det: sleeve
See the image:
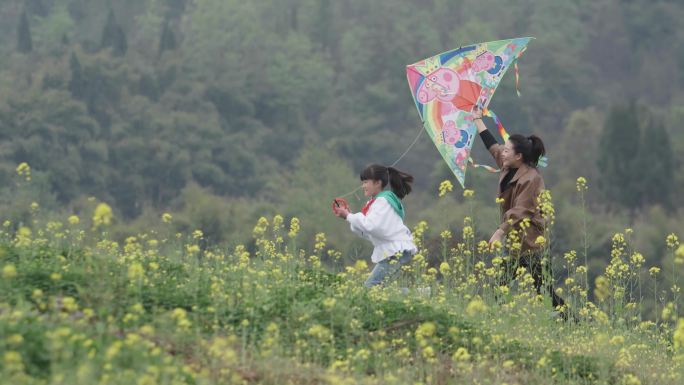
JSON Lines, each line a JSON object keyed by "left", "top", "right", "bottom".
{"left": 499, "top": 177, "right": 542, "bottom": 234}
{"left": 479, "top": 129, "right": 498, "bottom": 149}
{"left": 479, "top": 129, "right": 504, "bottom": 168}
{"left": 346, "top": 198, "right": 393, "bottom": 239}
{"left": 349, "top": 221, "right": 371, "bottom": 240}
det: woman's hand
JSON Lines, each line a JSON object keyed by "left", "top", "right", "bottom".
{"left": 333, "top": 206, "right": 350, "bottom": 219}
{"left": 472, "top": 106, "right": 483, "bottom": 120}
{"left": 488, "top": 228, "right": 504, "bottom": 246}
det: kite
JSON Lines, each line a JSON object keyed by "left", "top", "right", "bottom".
{"left": 406, "top": 37, "right": 532, "bottom": 187}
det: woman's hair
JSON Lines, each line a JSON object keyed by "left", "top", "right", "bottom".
{"left": 508, "top": 134, "right": 545, "bottom": 167}
{"left": 360, "top": 164, "right": 414, "bottom": 199}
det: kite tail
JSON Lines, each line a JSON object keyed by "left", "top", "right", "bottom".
{"left": 482, "top": 108, "right": 510, "bottom": 142}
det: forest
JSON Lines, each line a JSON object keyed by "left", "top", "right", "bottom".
{"left": 0, "top": 0, "right": 683, "bottom": 300}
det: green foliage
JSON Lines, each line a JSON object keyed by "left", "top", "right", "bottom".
{"left": 0, "top": 0, "right": 681, "bottom": 292}
{"left": 16, "top": 11, "right": 33, "bottom": 54}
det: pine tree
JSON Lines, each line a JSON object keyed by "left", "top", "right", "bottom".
{"left": 68, "top": 52, "right": 84, "bottom": 99}
{"left": 101, "top": 9, "right": 127, "bottom": 56}
{"left": 597, "top": 103, "right": 641, "bottom": 209}
{"left": 638, "top": 116, "right": 674, "bottom": 207}
{"left": 158, "top": 20, "right": 177, "bottom": 56}
{"left": 26, "top": 0, "right": 47, "bottom": 17}
{"left": 17, "top": 11, "right": 33, "bottom": 53}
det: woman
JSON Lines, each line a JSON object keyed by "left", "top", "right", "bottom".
{"left": 472, "top": 108, "right": 565, "bottom": 313}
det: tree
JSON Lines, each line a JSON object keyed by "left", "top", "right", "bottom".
{"left": 597, "top": 103, "right": 641, "bottom": 210}
{"left": 101, "top": 9, "right": 127, "bottom": 56}
{"left": 637, "top": 117, "right": 674, "bottom": 207}
{"left": 17, "top": 11, "right": 33, "bottom": 53}
{"left": 158, "top": 19, "right": 176, "bottom": 56}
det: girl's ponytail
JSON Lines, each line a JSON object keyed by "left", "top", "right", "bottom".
{"left": 360, "top": 164, "right": 414, "bottom": 198}
{"left": 387, "top": 166, "right": 414, "bottom": 199}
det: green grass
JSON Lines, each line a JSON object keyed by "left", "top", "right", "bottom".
{"left": 0, "top": 214, "right": 682, "bottom": 385}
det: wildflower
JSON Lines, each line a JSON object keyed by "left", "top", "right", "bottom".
{"left": 439, "top": 262, "right": 451, "bottom": 275}
{"left": 68, "top": 215, "right": 80, "bottom": 225}
{"left": 463, "top": 189, "right": 475, "bottom": 198}
{"left": 307, "top": 324, "right": 332, "bottom": 341}
{"left": 466, "top": 297, "right": 488, "bottom": 317}
{"left": 16, "top": 162, "right": 30, "bottom": 181}
{"left": 674, "top": 318, "right": 684, "bottom": 352}
{"left": 452, "top": 347, "right": 470, "bottom": 361}
{"left": 128, "top": 262, "right": 145, "bottom": 281}
{"left": 621, "top": 374, "right": 641, "bottom": 385}
{"left": 30, "top": 202, "right": 39, "bottom": 210}
{"left": 51, "top": 272, "right": 62, "bottom": 281}
{"left": 576, "top": 176, "right": 587, "bottom": 191}
{"left": 413, "top": 221, "right": 428, "bottom": 238}
{"left": 594, "top": 275, "right": 610, "bottom": 302}
{"left": 462, "top": 226, "right": 474, "bottom": 239}
{"left": 192, "top": 230, "right": 203, "bottom": 239}
{"left": 649, "top": 267, "right": 660, "bottom": 276}
{"left": 441, "top": 230, "right": 452, "bottom": 240}
{"left": 535, "top": 235, "right": 546, "bottom": 246}
{"left": 666, "top": 233, "right": 679, "bottom": 249}
{"left": 314, "top": 233, "right": 327, "bottom": 253}
{"left": 676, "top": 245, "right": 684, "bottom": 264}
{"left": 322, "top": 298, "right": 336, "bottom": 309}
{"left": 253, "top": 217, "right": 269, "bottom": 238}
{"left": 171, "top": 308, "right": 191, "bottom": 330}
{"left": 186, "top": 244, "right": 200, "bottom": 254}
{"left": 6, "top": 334, "right": 23, "bottom": 346}
{"left": 92, "top": 203, "right": 113, "bottom": 227}
{"left": 495, "top": 197, "right": 505, "bottom": 204}
{"left": 630, "top": 252, "right": 645, "bottom": 267}
{"left": 415, "top": 322, "right": 436, "bottom": 339}
{"left": 288, "top": 217, "right": 300, "bottom": 239}
{"left": 161, "top": 213, "right": 172, "bottom": 223}
{"left": 2, "top": 264, "right": 17, "bottom": 279}
{"left": 438, "top": 180, "right": 453, "bottom": 197}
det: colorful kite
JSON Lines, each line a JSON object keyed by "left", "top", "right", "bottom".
{"left": 406, "top": 37, "right": 532, "bottom": 187}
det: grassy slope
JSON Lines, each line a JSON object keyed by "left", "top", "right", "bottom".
{"left": 0, "top": 216, "right": 682, "bottom": 385}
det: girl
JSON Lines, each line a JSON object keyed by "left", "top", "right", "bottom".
{"left": 333, "top": 164, "right": 417, "bottom": 288}
{"left": 472, "top": 108, "right": 565, "bottom": 312}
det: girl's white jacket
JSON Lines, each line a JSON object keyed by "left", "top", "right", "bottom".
{"left": 346, "top": 197, "right": 417, "bottom": 263}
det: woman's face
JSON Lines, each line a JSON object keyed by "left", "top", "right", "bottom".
{"left": 362, "top": 179, "right": 383, "bottom": 197}
{"left": 501, "top": 140, "right": 523, "bottom": 168}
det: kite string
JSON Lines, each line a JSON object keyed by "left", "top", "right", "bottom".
{"left": 337, "top": 124, "right": 425, "bottom": 199}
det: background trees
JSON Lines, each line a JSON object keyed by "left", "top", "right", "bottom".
{"left": 0, "top": 0, "right": 681, "bottom": 276}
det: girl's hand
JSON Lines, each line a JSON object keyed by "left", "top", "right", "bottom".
{"left": 488, "top": 228, "right": 504, "bottom": 246}
{"left": 333, "top": 206, "right": 350, "bottom": 219}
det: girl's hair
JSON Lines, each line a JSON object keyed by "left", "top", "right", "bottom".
{"left": 508, "top": 134, "right": 545, "bottom": 167}
{"left": 360, "top": 164, "right": 414, "bottom": 199}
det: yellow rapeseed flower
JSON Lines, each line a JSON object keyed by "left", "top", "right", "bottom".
{"left": 288, "top": 217, "right": 300, "bottom": 239}
{"left": 68, "top": 215, "right": 80, "bottom": 225}
{"left": 2, "top": 264, "right": 17, "bottom": 279}
{"left": 666, "top": 233, "right": 679, "bottom": 249}
{"left": 576, "top": 176, "right": 588, "bottom": 191}
{"left": 16, "top": 162, "right": 31, "bottom": 181}
{"left": 128, "top": 262, "right": 145, "bottom": 281}
{"left": 161, "top": 213, "right": 172, "bottom": 223}
{"left": 465, "top": 297, "right": 488, "bottom": 317}
{"left": 438, "top": 180, "right": 453, "bottom": 197}
{"left": 92, "top": 203, "right": 113, "bottom": 227}
{"left": 463, "top": 189, "right": 475, "bottom": 198}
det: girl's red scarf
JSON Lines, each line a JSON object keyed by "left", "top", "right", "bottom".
{"left": 361, "top": 198, "right": 375, "bottom": 216}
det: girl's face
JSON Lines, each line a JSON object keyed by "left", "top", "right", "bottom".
{"left": 362, "top": 179, "right": 383, "bottom": 197}
{"left": 501, "top": 140, "right": 523, "bottom": 168}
